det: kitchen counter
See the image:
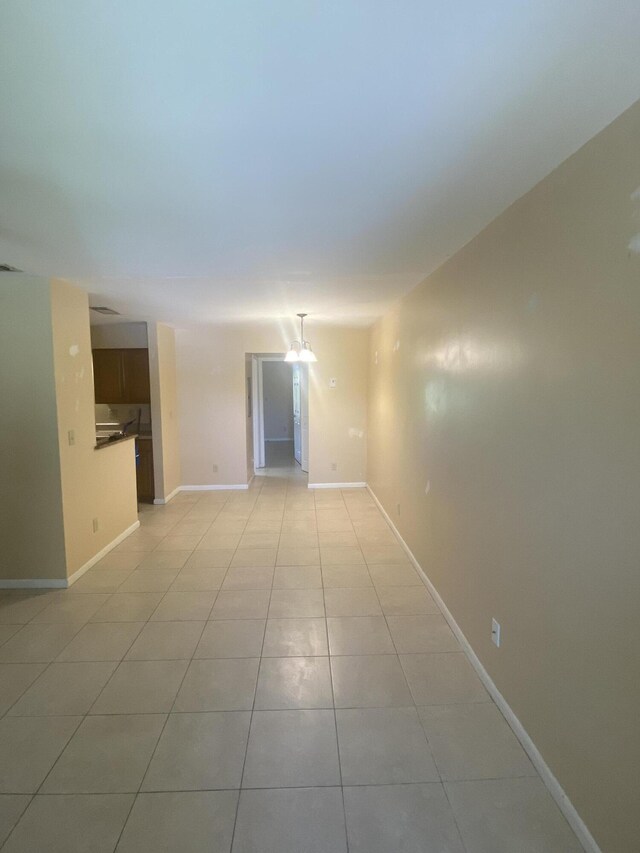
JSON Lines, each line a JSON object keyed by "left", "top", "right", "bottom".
{"left": 94, "top": 433, "right": 137, "bottom": 450}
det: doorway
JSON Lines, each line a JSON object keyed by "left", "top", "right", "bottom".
{"left": 251, "top": 354, "right": 308, "bottom": 474}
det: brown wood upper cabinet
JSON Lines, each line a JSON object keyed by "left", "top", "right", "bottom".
{"left": 92, "top": 348, "right": 151, "bottom": 403}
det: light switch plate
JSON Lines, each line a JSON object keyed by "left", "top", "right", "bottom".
{"left": 329, "top": 378, "right": 337, "bottom": 388}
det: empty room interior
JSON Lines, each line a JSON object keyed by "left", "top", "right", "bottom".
{"left": 0, "top": 3, "right": 639, "bottom": 852}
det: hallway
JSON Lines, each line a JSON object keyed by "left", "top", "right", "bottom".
{"left": 0, "top": 479, "right": 581, "bottom": 851}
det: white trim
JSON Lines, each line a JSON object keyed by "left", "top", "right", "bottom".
{"left": 367, "top": 484, "right": 599, "bottom": 853}
{"left": 264, "top": 437, "right": 294, "bottom": 442}
{"left": 180, "top": 484, "right": 249, "bottom": 491}
{"left": 308, "top": 481, "right": 367, "bottom": 489}
{"left": 0, "top": 520, "right": 141, "bottom": 590}
{"left": 153, "top": 485, "right": 181, "bottom": 505}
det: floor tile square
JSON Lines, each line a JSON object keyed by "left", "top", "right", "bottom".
{"left": 400, "top": 653, "right": 488, "bottom": 705}
{"left": 233, "top": 787, "right": 347, "bottom": 853}
{"left": 377, "top": 585, "right": 438, "bottom": 615}
{"left": 0, "top": 716, "right": 81, "bottom": 792}
{"left": 368, "top": 563, "right": 421, "bottom": 586}
{"left": 136, "top": 551, "right": 191, "bottom": 570}
{"left": 327, "top": 616, "right": 395, "bottom": 655}
{"left": 170, "top": 566, "right": 227, "bottom": 591}
{"left": 231, "top": 548, "right": 277, "bottom": 568}
{"left": 90, "top": 660, "right": 188, "bottom": 714}
{"left": 324, "top": 587, "right": 381, "bottom": 617}
{"left": 150, "top": 591, "right": 217, "bottom": 621}
{"left": 155, "top": 534, "right": 203, "bottom": 551}
{"left": 0, "top": 594, "right": 55, "bottom": 624}
{"left": 30, "top": 595, "right": 111, "bottom": 624}
{"left": 1, "top": 793, "right": 133, "bottom": 853}
{"left": 7, "top": 661, "right": 116, "bottom": 716}
{"left": 387, "top": 614, "right": 459, "bottom": 653}
{"left": 418, "top": 703, "right": 535, "bottom": 780}
{"left": 320, "top": 546, "right": 365, "bottom": 566}
{"left": 336, "top": 707, "right": 438, "bottom": 785}
{"left": 0, "top": 796, "right": 30, "bottom": 847}
{"left": 125, "top": 621, "right": 205, "bottom": 660}
{"left": 268, "top": 588, "right": 325, "bottom": 618}
{"left": 262, "top": 618, "right": 328, "bottom": 656}
{"left": 255, "top": 657, "right": 333, "bottom": 709}
{"left": 91, "top": 552, "right": 144, "bottom": 571}
{"left": 41, "top": 714, "right": 166, "bottom": 793}
{"left": 209, "top": 590, "right": 270, "bottom": 620}
{"left": 0, "top": 624, "right": 84, "bottom": 663}
{"left": 444, "top": 778, "right": 583, "bottom": 852}
{"left": 68, "top": 568, "right": 133, "bottom": 594}
{"left": 0, "top": 664, "right": 47, "bottom": 715}
{"left": 331, "top": 655, "right": 412, "bottom": 708}
{"left": 194, "top": 620, "right": 265, "bottom": 658}
{"left": 272, "top": 565, "right": 322, "bottom": 588}
{"left": 187, "top": 546, "right": 236, "bottom": 565}
{"left": 321, "top": 565, "right": 372, "bottom": 588}
{"left": 243, "top": 709, "right": 340, "bottom": 788}
{"left": 173, "top": 658, "right": 259, "bottom": 711}
{"left": 276, "top": 547, "right": 321, "bottom": 566}
{"left": 222, "top": 566, "right": 274, "bottom": 590}
{"left": 115, "top": 790, "right": 238, "bottom": 853}
{"left": 142, "top": 712, "right": 250, "bottom": 791}
{"left": 56, "top": 622, "right": 143, "bottom": 662}
{"left": 343, "top": 783, "right": 465, "bottom": 853}
{"left": 91, "top": 593, "right": 163, "bottom": 623}
{"left": 118, "top": 569, "right": 179, "bottom": 593}
{"left": 361, "top": 544, "right": 409, "bottom": 564}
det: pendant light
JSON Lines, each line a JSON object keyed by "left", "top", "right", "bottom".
{"left": 285, "top": 313, "right": 317, "bottom": 363}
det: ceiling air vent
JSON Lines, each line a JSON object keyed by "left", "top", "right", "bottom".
{"left": 91, "top": 306, "right": 121, "bottom": 315}
{"left": 0, "top": 264, "right": 22, "bottom": 272}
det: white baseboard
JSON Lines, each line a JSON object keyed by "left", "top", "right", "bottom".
{"left": 308, "top": 481, "right": 367, "bottom": 489}
{"left": 180, "top": 484, "right": 249, "bottom": 491}
{"left": 153, "top": 485, "right": 181, "bottom": 505}
{"left": 0, "top": 520, "right": 141, "bottom": 590}
{"left": 366, "top": 484, "right": 599, "bottom": 853}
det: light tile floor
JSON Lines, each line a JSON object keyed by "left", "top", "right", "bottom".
{"left": 0, "top": 467, "right": 584, "bottom": 852}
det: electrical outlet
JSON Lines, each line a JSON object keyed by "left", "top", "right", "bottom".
{"left": 331, "top": 462, "right": 337, "bottom": 471}
{"left": 491, "top": 618, "right": 501, "bottom": 647}
{"left": 68, "top": 430, "right": 75, "bottom": 446}
{"left": 92, "top": 517, "right": 99, "bottom": 533}
{"left": 212, "top": 464, "right": 219, "bottom": 473}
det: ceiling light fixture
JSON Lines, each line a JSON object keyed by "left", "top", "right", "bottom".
{"left": 285, "top": 313, "right": 317, "bottom": 363}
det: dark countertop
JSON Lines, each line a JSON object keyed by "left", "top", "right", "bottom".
{"left": 94, "top": 433, "right": 138, "bottom": 451}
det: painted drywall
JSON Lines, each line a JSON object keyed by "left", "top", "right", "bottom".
{"left": 0, "top": 275, "right": 67, "bottom": 581}
{"left": 90, "top": 322, "right": 148, "bottom": 348}
{"left": 177, "top": 323, "right": 367, "bottom": 486}
{"left": 50, "top": 280, "right": 138, "bottom": 577}
{"left": 262, "top": 361, "right": 293, "bottom": 441}
{"left": 148, "top": 322, "right": 181, "bottom": 500}
{"left": 367, "top": 100, "right": 640, "bottom": 853}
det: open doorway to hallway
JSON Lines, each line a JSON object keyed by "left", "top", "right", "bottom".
{"left": 250, "top": 354, "right": 308, "bottom": 476}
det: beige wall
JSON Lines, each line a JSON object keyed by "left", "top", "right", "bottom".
{"left": 50, "top": 280, "right": 138, "bottom": 578}
{"left": 368, "top": 100, "right": 640, "bottom": 853}
{"left": 0, "top": 275, "right": 67, "bottom": 581}
{"left": 149, "top": 322, "right": 181, "bottom": 501}
{"left": 0, "top": 275, "right": 138, "bottom": 585}
{"left": 177, "top": 323, "right": 367, "bottom": 486}
{"left": 90, "top": 322, "right": 148, "bottom": 348}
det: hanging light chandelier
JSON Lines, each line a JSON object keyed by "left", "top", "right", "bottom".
{"left": 285, "top": 313, "right": 317, "bottom": 363}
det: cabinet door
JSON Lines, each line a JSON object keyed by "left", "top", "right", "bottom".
{"left": 136, "top": 440, "right": 155, "bottom": 502}
{"left": 92, "top": 349, "right": 125, "bottom": 403}
{"left": 123, "top": 350, "right": 151, "bottom": 403}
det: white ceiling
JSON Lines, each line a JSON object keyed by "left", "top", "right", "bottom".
{"left": 1, "top": 1, "right": 639, "bottom": 327}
